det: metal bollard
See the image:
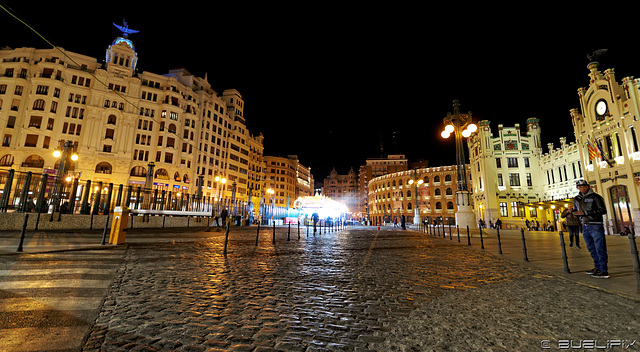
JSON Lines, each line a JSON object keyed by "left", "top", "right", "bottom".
{"left": 287, "top": 222, "right": 291, "bottom": 241}
{"left": 272, "top": 222, "right": 276, "bottom": 244}
{"left": 559, "top": 231, "right": 571, "bottom": 274}
{"left": 520, "top": 228, "right": 529, "bottom": 262}
{"left": 298, "top": 222, "right": 300, "bottom": 240}
{"left": 627, "top": 233, "right": 640, "bottom": 293}
{"left": 255, "top": 222, "right": 260, "bottom": 247}
{"left": 101, "top": 215, "right": 110, "bottom": 245}
{"left": 496, "top": 227, "right": 503, "bottom": 254}
{"left": 223, "top": 221, "right": 230, "bottom": 256}
{"left": 479, "top": 226, "right": 484, "bottom": 249}
{"left": 449, "top": 223, "right": 452, "bottom": 240}
{"left": 466, "top": 225, "right": 471, "bottom": 246}
{"left": 457, "top": 225, "right": 460, "bottom": 242}
{"left": 16, "top": 214, "right": 29, "bottom": 252}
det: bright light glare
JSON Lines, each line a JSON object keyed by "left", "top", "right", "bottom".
{"left": 441, "top": 131, "right": 451, "bottom": 138}
{"left": 467, "top": 123, "right": 477, "bottom": 133}
{"left": 70, "top": 154, "right": 79, "bottom": 161}
{"left": 53, "top": 150, "right": 61, "bottom": 158}
{"left": 445, "top": 124, "right": 455, "bottom": 133}
{"left": 417, "top": 179, "right": 424, "bottom": 185}
{"left": 461, "top": 129, "right": 471, "bottom": 138}
{"left": 408, "top": 179, "right": 414, "bottom": 185}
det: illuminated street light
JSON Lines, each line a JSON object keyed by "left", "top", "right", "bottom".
{"left": 440, "top": 100, "right": 477, "bottom": 228}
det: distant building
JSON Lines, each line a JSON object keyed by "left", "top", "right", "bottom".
{"left": 367, "top": 165, "right": 469, "bottom": 225}
{"left": 322, "top": 167, "right": 359, "bottom": 215}
{"left": 263, "top": 155, "right": 313, "bottom": 208}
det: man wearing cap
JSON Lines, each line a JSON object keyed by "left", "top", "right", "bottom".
{"left": 572, "top": 179, "right": 609, "bottom": 278}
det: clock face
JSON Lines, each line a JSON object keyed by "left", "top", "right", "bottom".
{"left": 596, "top": 99, "right": 608, "bottom": 116}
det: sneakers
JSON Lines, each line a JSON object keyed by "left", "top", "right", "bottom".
{"left": 585, "top": 268, "right": 598, "bottom": 275}
{"left": 590, "top": 269, "right": 610, "bottom": 279}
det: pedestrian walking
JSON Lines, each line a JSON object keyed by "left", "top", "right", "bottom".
{"left": 495, "top": 219, "right": 502, "bottom": 229}
{"left": 393, "top": 216, "right": 398, "bottom": 228}
{"left": 573, "top": 179, "right": 609, "bottom": 278}
{"left": 525, "top": 219, "right": 530, "bottom": 231}
{"left": 221, "top": 208, "right": 228, "bottom": 227}
{"left": 535, "top": 219, "right": 540, "bottom": 231}
{"left": 561, "top": 204, "right": 581, "bottom": 248}
{"left": 401, "top": 214, "right": 406, "bottom": 230}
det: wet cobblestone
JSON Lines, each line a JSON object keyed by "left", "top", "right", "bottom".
{"left": 82, "top": 228, "right": 638, "bottom": 351}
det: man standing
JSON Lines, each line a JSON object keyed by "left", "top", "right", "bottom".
{"left": 561, "top": 204, "right": 581, "bottom": 248}
{"left": 573, "top": 180, "right": 609, "bottom": 278}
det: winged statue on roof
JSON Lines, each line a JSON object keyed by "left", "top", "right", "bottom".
{"left": 112, "top": 20, "right": 139, "bottom": 38}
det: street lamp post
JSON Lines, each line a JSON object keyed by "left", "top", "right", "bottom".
{"left": 441, "top": 100, "right": 477, "bottom": 229}
{"left": 51, "top": 141, "right": 78, "bottom": 221}
{"left": 407, "top": 169, "right": 424, "bottom": 225}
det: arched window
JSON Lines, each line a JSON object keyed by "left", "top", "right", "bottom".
{"left": 174, "top": 172, "right": 181, "bottom": 182}
{"left": 24, "top": 155, "right": 44, "bottom": 168}
{"left": 434, "top": 188, "right": 441, "bottom": 196}
{"left": 423, "top": 176, "right": 429, "bottom": 183}
{"left": 95, "top": 162, "right": 113, "bottom": 174}
{"left": 107, "top": 115, "right": 116, "bottom": 125}
{"left": 154, "top": 168, "right": 169, "bottom": 180}
{"left": 32, "top": 99, "right": 45, "bottom": 111}
{"left": 447, "top": 201, "right": 454, "bottom": 210}
{"left": 392, "top": 180, "right": 396, "bottom": 187}
{"left": 446, "top": 187, "right": 453, "bottom": 195}
{"left": 407, "top": 202, "right": 412, "bottom": 210}
{"left": 434, "top": 175, "right": 440, "bottom": 183}
{"left": 406, "top": 190, "right": 412, "bottom": 197}
{"left": 0, "top": 154, "right": 14, "bottom": 166}
{"left": 104, "top": 100, "right": 110, "bottom": 108}
{"left": 130, "top": 166, "right": 146, "bottom": 177}
{"left": 168, "top": 123, "right": 177, "bottom": 133}
{"left": 183, "top": 174, "right": 190, "bottom": 183}
{"left": 445, "top": 174, "right": 452, "bottom": 182}
{"left": 435, "top": 202, "right": 442, "bottom": 209}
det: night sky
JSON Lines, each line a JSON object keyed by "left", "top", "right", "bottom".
{"left": 1, "top": 3, "right": 635, "bottom": 183}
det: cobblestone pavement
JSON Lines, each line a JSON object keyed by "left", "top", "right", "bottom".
{"left": 82, "top": 227, "right": 639, "bottom": 351}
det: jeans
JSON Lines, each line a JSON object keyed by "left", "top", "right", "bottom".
{"left": 567, "top": 225, "right": 580, "bottom": 247}
{"left": 582, "top": 224, "right": 608, "bottom": 272}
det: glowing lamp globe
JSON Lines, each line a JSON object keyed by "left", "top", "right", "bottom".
{"left": 441, "top": 131, "right": 451, "bottom": 138}
{"left": 444, "top": 124, "right": 455, "bottom": 133}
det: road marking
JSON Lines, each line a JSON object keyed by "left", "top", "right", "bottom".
{"left": 0, "top": 296, "right": 103, "bottom": 312}
{"left": 0, "top": 279, "right": 112, "bottom": 290}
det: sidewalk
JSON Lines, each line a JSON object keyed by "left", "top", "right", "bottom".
{"left": 423, "top": 225, "right": 640, "bottom": 300}
{"left": 2, "top": 225, "right": 638, "bottom": 299}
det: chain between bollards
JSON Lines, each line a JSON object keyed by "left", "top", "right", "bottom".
{"left": 558, "top": 231, "right": 571, "bottom": 274}
{"left": 520, "top": 228, "right": 529, "bottom": 262}
{"left": 16, "top": 213, "right": 29, "bottom": 252}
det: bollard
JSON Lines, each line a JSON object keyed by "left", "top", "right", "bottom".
{"left": 255, "top": 222, "right": 260, "bottom": 246}
{"left": 298, "top": 222, "right": 300, "bottom": 240}
{"left": 496, "top": 227, "right": 503, "bottom": 254}
{"left": 479, "top": 226, "right": 485, "bottom": 249}
{"left": 457, "top": 225, "right": 460, "bottom": 242}
{"left": 272, "top": 222, "right": 276, "bottom": 244}
{"left": 16, "top": 214, "right": 29, "bottom": 252}
{"left": 101, "top": 215, "right": 111, "bottom": 245}
{"left": 627, "top": 233, "right": 640, "bottom": 293}
{"left": 466, "top": 225, "right": 471, "bottom": 246}
{"left": 449, "top": 223, "right": 452, "bottom": 240}
{"left": 287, "top": 222, "right": 291, "bottom": 241}
{"left": 223, "top": 221, "right": 230, "bottom": 256}
{"left": 520, "top": 228, "right": 529, "bottom": 262}
{"left": 558, "top": 231, "right": 571, "bottom": 274}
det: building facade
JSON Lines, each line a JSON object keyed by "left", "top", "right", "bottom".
{"left": 368, "top": 165, "right": 469, "bottom": 225}
{"left": 0, "top": 33, "right": 264, "bottom": 211}
{"left": 323, "top": 167, "right": 359, "bottom": 215}
{"left": 570, "top": 61, "right": 640, "bottom": 234}
{"left": 263, "top": 155, "right": 314, "bottom": 208}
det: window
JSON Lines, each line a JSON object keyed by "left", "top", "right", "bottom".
{"left": 32, "top": 99, "right": 45, "bottom": 111}
{"left": 102, "top": 145, "right": 112, "bottom": 153}
{"left": 524, "top": 157, "right": 530, "bottom": 168}
{"left": 495, "top": 158, "right": 502, "bottom": 168}
{"left": 509, "top": 173, "right": 520, "bottom": 186}
{"left": 2, "top": 134, "right": 11, "bottom": 147}
{"left": 497, "top": 174, "right": 503, "bottom": 187}
{"left": 499, "top": 202, "right": 508, "bottom": 217}
{"left": 511, "top": 202, "right": 522, "bottom": 217}
{"left": 28, "top": 116, "right": 42, "bottom": 129}
{"left": 526, "top": 173, "right": 532, "bottom": 187}
{"left": 631, "top": 127, "right": 639, "bottom": 153}
{"left": 24, "top": 134, "right": 38, "bottom": 147}
{"left": 529, "top": 207, "right": 537, "bottom": 218}
{"left": 447, "top": 201, "right": 454, "bottom": 210}
{"left": 507, "top": 157, "right": 518, "bottom": 167}
{"left": 105, "top": 129, "right": 114, "bottom": 140}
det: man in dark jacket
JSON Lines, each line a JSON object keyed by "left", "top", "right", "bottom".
{"left": 573, "top": 180, "right": 609, "bottom": 278}
{"left": 561, "top": 204, "right": 581, "bottom": 248}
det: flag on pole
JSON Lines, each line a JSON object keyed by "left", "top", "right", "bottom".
{"left": 586, "top": 140, "right": 598, "bottom": 161}
{"left": 595, "top": 138, "right": 614, "bottom": 166}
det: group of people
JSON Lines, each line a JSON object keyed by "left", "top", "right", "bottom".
{"left": 392, "top": 215, "right": 406, "bottom": 230}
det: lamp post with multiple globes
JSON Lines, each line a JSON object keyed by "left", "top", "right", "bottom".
{"left": 441, "top": 100, "right": 477, "bottom": 228}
